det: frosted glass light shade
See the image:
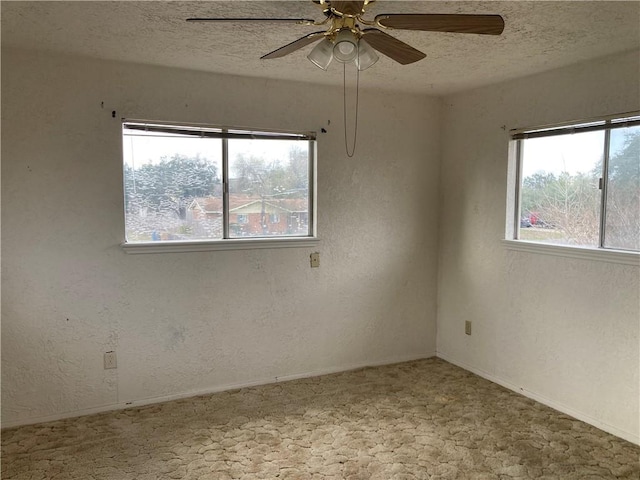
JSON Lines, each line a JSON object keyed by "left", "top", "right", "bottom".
{"left": 307, "top": 38, "right": 334, "bottom": 70}
{"left": 333, "top": 29, "right": 358, "bottom": 63}
{"left": 357, "top": 39, "right": 379, "bottom": 71}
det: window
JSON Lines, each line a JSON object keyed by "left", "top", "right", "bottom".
{"left": 122, "top": 121, "right": 316, "bottom": 250}
{"left": 510, "top": 113, "right": 639, "bottom": 252}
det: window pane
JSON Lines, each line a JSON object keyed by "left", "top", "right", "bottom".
{"left": 519, "top": 131, "right": 603, "bottom": 247}
{"left": 123, "top": 130, "right": 222, "bottom": 242}
{"left": 604, "top": 125, "right": 640, "bottom": 250}
{"left": 228, "top": 139, "right": 310, "bottom": 238}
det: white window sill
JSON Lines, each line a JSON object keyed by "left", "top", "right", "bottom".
{"left": 502, "top": 240, "right": 639, "bottom": 266}
{"left": 122, "top": 237, "right": 320, "bottom": 254}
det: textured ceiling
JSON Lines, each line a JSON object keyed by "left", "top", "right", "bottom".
{"left": 2, "top": 1, "right": 639, "bottom": 95}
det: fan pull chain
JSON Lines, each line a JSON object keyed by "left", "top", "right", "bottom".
{"left": 343, "top": 62, "right": 359, "bottom": 158}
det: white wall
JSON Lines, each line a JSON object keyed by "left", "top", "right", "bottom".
{"left": 437, "top": 50, "right": 640, "bottom": 444}
{"left": 3, "top": 45, "right": 638, "bottom": 446}
{"left": 1, "top": 48, "right": 441, "bottom": 427}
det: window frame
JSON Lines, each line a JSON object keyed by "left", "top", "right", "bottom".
{"left": 121, "top": 119, "right": 319, "bottom": 254}
{"left": 505, "top": 112, "right": 640, "bottom": 266}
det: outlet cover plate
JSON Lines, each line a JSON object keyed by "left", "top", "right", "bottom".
{"left": 104, "top": 351, "right": 117, "bottom": 369}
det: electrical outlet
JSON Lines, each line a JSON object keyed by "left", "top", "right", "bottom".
{"left": 465, "top": 321, "right": 472, "bottom": 336}
{"left": 104, "top": 351, "right": 117, "bottom": 369}
{"left": 310, "top": 252, "right": 320, "bottom": 268}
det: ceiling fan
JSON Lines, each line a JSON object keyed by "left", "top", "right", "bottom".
{"left": 187, "top": 0, "right": 505, "bottom": 71}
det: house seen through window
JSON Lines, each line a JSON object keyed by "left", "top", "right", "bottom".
{"left": 512, "top": 114, "right": 639, "bottom": 252}
{"left": 122, "top": 121, "right": 315, "bottom": 243}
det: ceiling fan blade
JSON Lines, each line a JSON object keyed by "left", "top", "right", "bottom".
{"left": 375, "top": 14, "right": 505, "bottom": 35}
{"left": 361, "top": 29, "right": 426, "bottom": 65}
{"left": 261, "top": 32, "right": 327, "bottom": 60}
{"left": 187, "top": 18, "right": 316, "bottom": 24}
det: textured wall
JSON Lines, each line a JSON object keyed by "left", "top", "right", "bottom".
{"left": 1, "top": 48, "right": 440, "bottom": 426}
{"left": 437, "top": 50, "right": 640, "bottom": 443}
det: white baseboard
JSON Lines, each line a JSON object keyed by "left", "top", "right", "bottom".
{"left": 1, "top": 351, "right": 436, "bottom": 430}
{"left": 436, "top": 351, "right": 640, "bottom": 446}
{"left": 274, "top": 351, "right": 437, "bottom": 383}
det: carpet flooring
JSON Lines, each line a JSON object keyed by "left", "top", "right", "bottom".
{"left": 2, "top": 358, "right": 639, "bottom": 479}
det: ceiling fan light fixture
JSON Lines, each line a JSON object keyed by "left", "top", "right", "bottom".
{"left": 332, "top": 29, "right": 358, "bottom": 63}
{"left": 356, "top": 39, "right": 379, "bottom": 71}
{"left": 307, "top": 37, "right": 334, "bottom": 70}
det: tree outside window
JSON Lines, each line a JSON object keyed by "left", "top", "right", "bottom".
{"left": 515, "top": 116, "right": 639, "bottom": 252}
